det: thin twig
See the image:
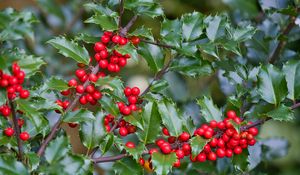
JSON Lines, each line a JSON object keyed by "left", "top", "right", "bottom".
{"left": 9, "top": 100, "right": 23, "bottom": 161}
{"left": 37, "top": 65, "right": 100, "bottom": 156}
{"left": 120, "top": 15, "right": 138, "bottom": 36}
{"left": 140, "top": 39, "right": 177, "bottom": 50}
{"left": 268, "top": 16, "right": 296, "bottom": 64}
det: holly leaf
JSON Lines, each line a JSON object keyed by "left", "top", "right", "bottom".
{"left": 124, "top": 143, "right": 145, "bottom": 161}
{"left": 190, "top": 136, "right": 209, "bottom": 158}
{"left": 130, "top": 26, "right": 153, "bottom": 40}
{"left": 47, "top": 36, "right": 90, "bottom": 65}
{"left": 283, "top": 60, "right": 300, "bottom": 100}
{"left": 0, "top": 156, "right": 29, "bottom": 175}
{"left": 124, "top": 0, "right": 163, "bottom": 18}
{"left": 204, "top": 15, "right": 223, "bottom": 41}
{"left": 18, "top": 55, "right": 46, "bottom": 77}
{"left": 258, "top": 64, "right": 287, "bottom": 105}
{"left": 266, "top": 105, "right": 294, "bottom": 121}
{"left": 138, "top": 101, "right": 161, "bottom": 143}
{"left": 161, "top": 18, "right": 182, "bottom": 47}
{"left": 45, "top": 136, "right": 70, "bottom": 164}
{"left": 100, "top": 134, "right": 114, "bottom": 155}
{"left": 150, "top": 79, "right": 169, "bottom": 93}
{"left": 138, "top": 42, "right": 164, "bottom": 72}
{"left": 157, "top": 99, "right": 183, "bottom": 137}
{"left": 115, "top": 43, "right": 139, "bottom": 62}
{"left": 113, "top": 157, "right": 143, "bottom": 175}
{"left": 95, "top": 76, "right": 125, "bottom": 100}
{"left": 123, "top": 113, "right": 143, "bottom": 130}
{"left": 63, "top": 109, "right": 95, "bottom": 123}
{"left": 151, "top": 152, "right": 177, "bottom": 175}
{"left": 232, "top": 149, "right": 249, "bottom": 171}
{"left": 79, "top": 111, "right": 105, "bottom": 149}
{"left": 197, "top": 96, "right": 222, "bottom": 122}
{"left": 46, "top": 77, "right": 69, "bottom": 91}
{"left": 85, "top": 13, "right": 118, "bottom": 31}
{"left": 74, "top": 33, "right": 101, "bottom": 44}
{"left": 181, "top": 12, "right": 204, "bottom": 41}
{"left": 15, "top": 99, "right": 50, "bottom": 136}
{"left": 99, "top": 95, "right": 119, "bottom": 116}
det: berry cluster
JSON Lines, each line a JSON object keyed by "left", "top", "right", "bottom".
{"left": 0, "top": 63, "right": 30, "bottom": 141}
{"left": 94, "top": 32, "right": 140, "bottom": 73}
{"left": 0, "top": 63, "right": 30, "bottom": 100}
{"left": 103, "top": 114, "right": 137, "bottom": 136}
{"left": 136, "top": 110, "right": 258, "bottom": 168}
{"left": 116, "top": 86, "right": 141, "bottom": 116}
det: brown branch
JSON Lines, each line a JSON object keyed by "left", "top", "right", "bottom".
{"left": 118, "top": 0, "right": 125, "bottom": 32}
{"left": 93, "top": 153, "right": 127, "bottom": 163}
{"left": 37, "top": 65, "right": 100, "bottom": 156}
{"left": 9, "top": 100, "right": 23, "bottom": 161}
{"left": 140, "top": 39, "right": 177, "bottom": 50}
{"left": 268, "top": 16, "right": 296, "bottom": 64}
{"left": 120, "top": 15, "right": 138, "bottom": 36}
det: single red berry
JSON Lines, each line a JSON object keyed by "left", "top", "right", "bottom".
{"left": 156, "top": 139, "right": 165, "bottom": 147}
{"left": 225, "top": 149, "right": 233, "bottom": 157}
{"left": 124, "top": 87, "right": 132, "bottom": 96}
{"left": 168, "top": 136, "right": 176, "bottom": 144}
{"left": 217, "top": 139, "right": 225, "bottom": 148}
{"left": 209, "top": 120, "right": 218, "bottom": 128}
{"left": 16, "top": 71, "right": 25, "bottom": 80}
{"left": 76, "top": 85, "right": 85, "bottom": 94}
{"left": 9, "top": 77, "right": 18, "bottom": 85}
{"left": 207, "top": 152, "right": 217, "bottom": 161}
{"left": 110, "top": 56, "right": 119, "bottom": 64}
{"left": 131, "top": 87, "right": 140, "bottom": 96}
{"left": 20, "top": 89, "right": 30, "bottom": 99}
{"left": 131, "top": 36, "right": 140, "bottom": 45}
{"left": 179, "top": 132, "right": 190, "bottom": 142}
{"left": 119, "top": 37, "right": 128, "bottom": 45}
{"left": 204, "top": 130, "right": 213, "bottom": 139}
{"left": 246, "top": 134, "right": 254, "bottom": 140}
{"left": 85, "top": 85, "right": 95, "bottom": 93}
{"left": 4, "top": 127, "right": 14, "bottom": 137}
{"left": 128, "top": 96, "right": 138, "bottom": 104}
{"left": 117, "top": 102, "right": 125, "bottom": 109}
{"left": 7, "top": 86, "right": 15, "bottom": 94}
{"left": 248, "top": 127, "right": 259, "bottom": 136}
{"left": 125, "top": 141, "right": 135, "bottom": 148}
{"left": 92, "top": 91, "right": 102, "bottom": 100}
{"left": 160, "top": 142, "right": 172, "bottom": 154}
{"left": 162, "top": 127, "right": 170, "bottom": 136}
{"left": 203, "top": 144, "right": 211, "bottom": 153}
{"left": 209, "top": 138, "right": 218, "bottom": 147}
{"left": 196, "top": 153, "right": 206, "bottom": 162}
{"left": 119, "top": 127, "right": 128, "bottom": 136}
{"left": 139, "top": 158, "right": 145, "bottom": 166}
{"left": 0, "top": 79, "right": 9, "bottom": 87}
{"left": 176, "top": 149, "right": 185, "bottom": 159}
{"left": 94, "top": 42, "right": 106, "bottom": 52}
{"left": 120, "top": 106, "right": 131, "bottom": 116}
{"left": 107, "top": 64, "right": 116, "bottom": 72}
{"left": 61, "top": 89, "right": 70, "bottom": 96}
{"left": 149, "top": 148, "right": 158, "bottom": 155}
{"left": 112, "top": 35, "right": 121, "bottom": 43}
{"left": 248, "top": 139, "right": 256, "bottom": 146}
{"left": 182, "top": 143, "right": 191, "bottom": 153}
{"left": 173, "top": 159, "right": 181, "bottom": 167}
{"left": 68, "top": 79, "right": 77, "bottom": 87}
{"left": 79, "top": 96, "right": 88, "bottom": 105}
{"left": 118, "top": 57, "right": 127, "bottom": 67}
{"left": 103, "top": 31, "right": 113, "bottom": 37}
{"left": 20, "top": 132, "right": 30, "bottom": 141}
{"left": 127, "top": 125, "right": 136, "bottom": 133}
{"left": 80, "top": 75, "right": 88, "bottom": 83}
{"left": 99, "top": 59, "right": 109, "bottom": 69}
{"left": 227, "top": 110, "right": 237, "bottom": 119}
{"left": 114, "top": 65, "right": 120, "bottom": 73}
{"left": 89, "top": 74, "right": 98, "bottom": 82}
{"left": 216, "top": 148, "right": 226, "bottom": 158}
{"left": 233, "top": 146, "right": 243, "bottom": 154}
{"left": 101, "top": 35, "right": 110, "bottom": 44}
{"left": 18, "top": 119, "right": 24, "bottom": 127}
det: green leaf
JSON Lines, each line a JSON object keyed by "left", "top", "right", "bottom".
{"left": 18, "top": 56, "right": 46, "bottom": 77}
{"left": 138, "top": 101, "right": 161, "bottom": 143}
{"left": 74, "top": 33, "right": 101, "bottom": 44}
{"left": 232, "top": 149, "right": 249, "bottom": 171}
{"left": 150, "top": 79, "right": 169, "bottom": 93}
{"left": 95, "top": 76, "right": 124, "bottom": 99}
{"left": 283, "top": 60, "right": 300, "bottom": 100}
{"left": 113, "top": 157, "right": 143, "bottom": 175}
{"left": 84, "top": 3, "right": 114, "bottom": 15}
{"left": 157, "top": 99, "right": 183, "bottom": 137}
{"left": 181, "top": 12, "right": 204, "bottom": 41}
{"left": 130, "top": 26, "right": 153, "bottom": 40}
{"left": 47, "top": 36, "right": 90, "bottom": 65}
{"left": 15, "top": 99, "right": 49, "bottom": 136}
{"left": 45, "top": 136, "right": 70, "bottom": 164}
{"left": 266, "top": 105, "right": 294, "bottom": 121}
{"left": 123, "top": 113, "right": 143, "bottom": 130}
{"left": 100, "top": 134, "right": 114, "bottom": 155}
{"left": 197, "top": 96, "right": 222, "bottom": 122}
{"left": 0, "top": 156, "right": 29, "bottom": 175}
{"left": 190, "top": 136, "right": 209, "bottom": 158}
{"left": 79, "top": 111, "right": 105, "bottom": 149}
{"left": 99, "top": 95, "right": 119, "bottom": 116}
{"left": 124, "top": 0, "right": 163, "bottom": 18}
{"left": 63, "top": 109, "right": 95, "bottom": 123}
{"left": 85, "top": 13, "right": 118, "bottom": 31}
{"left": 124, "top": 143, "right": 145, "bottom": 161}
{"left": 205, "top": 15, "right": 223, "bottom": 41}
{"left": 258, "top": 65, "right": 287, "bottom": 105}
{"left": 170, "top": 56, "right": 213, "bottom": 77}
{"left": 161, "top": 18, "right": 182, "bottom": 47}
{"left": 46, "top": 77, "right": 69, "bottom": 91}
{"left": 25, "top": 152, "right": 39, "bottom": 171}
{"left": 115, "top": 43, "right": 139, "bottom": 62}
{"left": 183, "top": 116, "right": 196, "bottom": 135}
{"left": 152, "top": 152, "right": 177, "bottom": 175}
{"left": 0, "top": 89, "right": 6, "bottom": 106}
{"left": 232, "top": 25, "right": 256, "bottom": 42}
{"left": 138, "top": 42, "right": 164, "bottom": 72}
{"left": 59, "top": 154, "right": 91, "bottom": 175}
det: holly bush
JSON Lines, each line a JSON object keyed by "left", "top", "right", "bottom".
{"left": 0, "top": 0, "right": 300, "bottom": 174}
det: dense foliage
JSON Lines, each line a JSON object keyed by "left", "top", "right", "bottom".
{"left": 0, "top": 0, "right": 300, "bottom": 174}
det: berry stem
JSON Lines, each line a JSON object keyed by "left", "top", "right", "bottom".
{"left": 37, "top": 65, "right": 100, "bottom": 156}
{"left": 120, "top": 15, "right": 138, "bottom": 36}
{"left": 9, "top": 99, "right": 23, "bottom": 162}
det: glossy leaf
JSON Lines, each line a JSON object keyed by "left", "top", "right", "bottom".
{"left": 138, "top": 42, "right": 164, "bottom": 72}
{"left": 18, "top": 56, "right": 46, "bottom": 77}
{"left": 0, "top": 156, "right": 29, "bottom": 175}
{"left": 46, "top": 77, "right": 69, "bottom": 91}
{"left": 115, "top": 43, "right": 139, "bottom": 62}
{"left": 113, "top": 157, "right": 143, "bottom": 175}
{"left": 181, "top": 12, "right": 204, "bottom": 41}
{"left": 63, "top": 109, "right": 95, "bottom": 123}
{"left": 85, "top": 13, "right": 118, "bottom": 31}
{"left": 283, "top": 60, "right": 300, "bottom": 100}
{"left": 197, "top": 96, "right": 222, "bottom": 122}
{"left": 99, "top": 95, "right": 119, "bottom": 116}
{"left": 95, "top": 76, "right": 125, "bottom": 100}
{"left": 151, "top": 152, "right": 177, "bottom": 175}
{"left": 266, "top": 105, "right": 294, "bottom": 121}
{"left": 100, "top": 134, "right": 114, "bottom": 155}
{"left": 47, "top": 36, "right": 90, "bottom": 65}
{"left": 190, "top": 136, "right": 209, "bottom": 158}
{"left": 124, "top": 143, "right": 145, "bottom": 161}
{"left": 45, "top": 136, "right": 70, "bottom": 164}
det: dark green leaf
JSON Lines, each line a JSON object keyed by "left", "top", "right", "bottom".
{"left": 45, "top": 136, "right": 70, "bottom": 164}
{"left": 47, "top": 36, "right": 90, "bottom": 65}
{"left": 152, "top": 152, "right": 177, "bottom": 175}
{"left": 85, "top": 13, "right": 118, "bottom": 31}
{"left": 266, "top": 105, "right": 294, "bottom": 121}
{"left": 157, "top": 99, "right": 183, "bottom": 137}
{"left": 84, "top": 3, "right": 114, "bottom": 15}
{"left": 100, "top": 134, "right": 114, "bottom": 155}
{"left": 79, "top": 111, "right": 105, "bottom": 149}
{"left": 258, "top": 65, "right": 287, "bottom": 105}
{"left": 124, "top": 143, "right": 145, "bottom": 161}
{"left": 138, "top": 42, "right": 164, "bottom": 72}
{"left": 63, "top": 109, "right": 95, "bottom": 123}
{"left": 0, "top": 156, "right": 29, "bottom": 175}
{"left": 0, "top": 89, "right": 6, "bottom": 106}
{"left": 113, "top": 157, "right": 143, "bottom": 175}
{"left": 124, "top": 0, "right": 163, "bottom": 18}
{"left": 190, "top": 136, "right": 209, "bottom": 158}
{"left": 204, "top": 15, "right": 223, "bottom": 41}
{"left": 25, "top": 152, "right": 39, "bottom": 171}
{"left": 181, "top": 12, "right": 204, "bottom": 41}
{"left": 37, "top": 0, "right": 65, "bottom": 20}
{"left": 95, "top": 76, "right": 124, "bottom": 100}
{"left": 183, "top": 116, "right": 196, "bottom": 135}
{"left": 46, "top": 77, "right": 69, "bottom": 91}
{"left": 150, "top": 79, "right": 169, "bottom": 93}
{"left": 115, "top": 43, "right": 139, "bottom": 62}
{"left": 18, "top": 56, "right": 46, "bottom": 77}
{"left": 161, "top": 18, "right": 182, "bottom": 47}
{"left": 74, "top": 33, "right": 101, "bottom": 44}
{"left": 197, "top": 96, "right": 222, "bottom": 122}
{"left": 99, "top": 95, "right": 119, "bottom": 116}
{"left": 130, "top": 26, "right": 153, "bottom": 40}
{"left": 232, "top": 148, "right": 249, "bottom": 171}
{"left": 283, "top": 60, "right": 300, "bottom": 100}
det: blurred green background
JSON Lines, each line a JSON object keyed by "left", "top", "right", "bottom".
{"left": 1, "top": 0, "right": 300, "bottom": 174}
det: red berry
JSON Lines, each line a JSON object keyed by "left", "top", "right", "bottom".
{"left": 179, "top": 132, "right": 190, "bottom": 142}
{"left": 204, "top": 130, "right": 213, "bottom": 139}
{"left": 68, "top": 123, "right": 78, "bottom": 128}
{"left": 217, "top": 139, "right": 225, "bottom": 148}
{"left": 94, "top": 42, "right": 106, "bottom": 52}
{"left": 92, "top": 91, "right": 102, "bottom": 100}
{"left": 173, "top": 159, "right": 180, "bottom": 167}
{"left": 196, "top": 153, "right": 206, "bottom": 162}
{"left": 139, "top": 158, "right": 145, "bottom": 166}
{"left": 162, "top": 127, "right": 170, "bottom": 136}
{"left": 182, "top": 143, "right": 191, "bottom": 153}
{"left": 89, "top": 74, "right": 98, "bottom": 82}
{"left": 118, "top": 57, "right": 127, "bottom": 67}
{"left": 0, "top": 79, "right": 9, "bottom": 87}
{"left": 156, "top": 139, "right": 165, "bottom": 146}
{"left": 203, "top": 144, "right": 211, "bottom": 153}
{"left": 248, "top": 127, "right": 259, "bottom": 136}
{"left": 4, "top": 128, "right": 14, "bottom": 137}
{"left": 68, "top": 79, "right": 77, "bottom": 87}
{"left": 248, "top": 139, "right": 256, "bottom": 146}
{"left": 99, "top": 50, "right": 108, "bottom": 59}
{"left": 61, "top": 89, "right": 70, "bottom": 96}
{"left": 117, "top": 102, "right": 125, "bottom": 109}
{"left": 124, "top": 87, "right": 132, "bottom": 97}
{"left": 9, "top": 77, "right": 18, "bottom": 85}
{"left": 104, "top": 31, "right": 113, "bottom": 37}
{"left": 131, "top": 87, "right": 140, "bottom": 96}
{"left": 225, "top": 149, "right": 233, "bottom": 157}
{"left": 168, "top": 136, "right": 176, "bottom": 143}
{"left": 227, "top": 110, "right": 237, "bottom": 119}
{"left": 149, "top": 148, "right": 158, "bottom": 155}
{"left": 119, "top": 37, "right": 128, "bottom": 45}
{"left": 112, "top": 35, "right": 121, "bottom": 43}
{"left": 20, "top": 89, "right": 30, "bottom": 99}
{"left": 16, "top": 71, "right": 25, "bottom": 80}
{"left": 86, "top": 85, "right": 95, "bottom": 93}
{"left": 99, "top": 59, "right": 108, "bottom": 69}
{"left": 127, "top": 125, "right": 136, "bottom": 133}
{"left": 160, "top": 142, "right": 172, "bottom": 154}
{"left": 20, "top": 132, "right": 30, "bottom": 141}
{"left": 233, "top": 146, "right": 243, "bottom": 154}
{"left": 209, "top": 138, "right": 218, "bottom": 147}
{"left": 216, "top": 148, "right": 226, "bottom": 158}
{"left": 217, "top": 121, "right": 226, "bottom": 130}
{"left": 128, "top": 96, "right": 138, "bottom": 104}
{"left": 107, "top": 64, "right": 116, "bottom": 72}
{"left": 101, "top": 35, "right": 110, "bottom": 44}
{"left": 119, "top": 127, "right": 128, "bottom": 136}
{"left": 176, "top": 149, "right": 185, "bottom": 159}
{"left": 18, "top": 119, "right": 24, "bottom": 127}
{"left": 110, "top": 56, "right": 119, "bottom": 64}
{"left": 125, "top": 141, "right": 135, "bottom": 148}
{"left": 114, "top": 65, "right": 120, "bottom": 72}
{"left": 79, "top": 96, "right": 88, "bottom": 105}
{"left": 209, "top": 120, "right": 218, "bottom": 128}
{"left": 76, "top": 85, "right": 85, "bottom": 94}
{"left": 131, "top": 36, "right": 140, "bottom": 45}
{"left": 207, "top": 152, "right": 217, "bottom": 161}
{"left": 120, "top": 106, "right": 131, "bottom": 116}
